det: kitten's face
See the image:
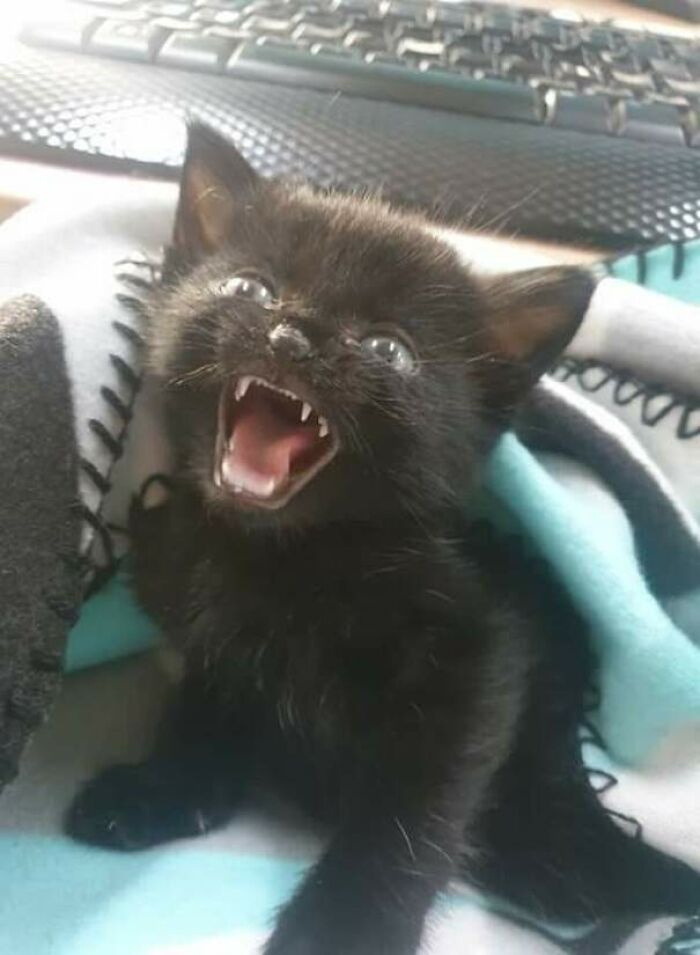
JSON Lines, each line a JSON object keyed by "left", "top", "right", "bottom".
{"left": 149, "top": 124, "right": 593, "bottom": 529}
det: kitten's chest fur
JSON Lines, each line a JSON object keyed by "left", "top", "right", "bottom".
{"left": 133, "top": 490, "right": 493, "bottom": 750}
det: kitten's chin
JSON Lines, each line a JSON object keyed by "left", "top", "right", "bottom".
{"left": 212, "top": 376, "right": 339, "bottom": 511}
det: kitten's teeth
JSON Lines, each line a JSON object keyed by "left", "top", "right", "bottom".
{"left": 318, "top": 418, "right": 329, "bottom": 438}
{"left": 301, "top": 402, "right": 312, "bottom": 423}
{"left": 235, "top": 376, "right": 252, "bottom": 401}
{"left": 261, "top": 478, "right": 277, "bottom": 497}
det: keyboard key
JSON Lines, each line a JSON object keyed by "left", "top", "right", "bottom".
{"left": 349, "top": 15, "right": 386, "bottom": 36}
{"left": 627, "top": 35, "right": 666, "bottom": 64}
{"left": 550, "top": 90, "right": 609, "bottom": 134}
{"left": 661, "top": 75, "right": 700, "bottom": 97}
{"left": 448, "top": 47, "right": 493, "bottom": 72}
{"left": 432, "top": 7, "right": 467, "bottom": 29}
{"left": 241, "top": 14, "right": 296, "bottom": 35}
{"left": 92, "top": 7, "right": 149, "bottom": 21}
{"left": 395, "top": 26, "right": 437, "bottom": 44}
{"left": 88, "top": 18, "right": 166, "bottom": 59}
{"left": 309, "top": 43, "right": 357, "bottom": 58}
{"left": 245, "top": 1, "right": 295, "bottom": 15}
{"left": 668, "top": 38, "right": 696, "bottom": 61}
{"left": 621, "top": 99, "right": 685, "bottom": 146}
{"left": 680, "top": 52, "right": 700, "bottom": 77}
{"left": 650, "top": 58, "right": 691, "bottom": 81}
{"left": 679, "top": 107, "right": 700, "bottom": 146}
{"left": 335, "top": 0, "right": 381, "bottom": 14}
{"left": 75, "top": 0, "right": 135, "bottom": 6}
{"left": 293, "top": 22, "right": 350, "bottom": 41}
{"left": 301, "top": 12, "right": 352, "bottom": 30}
{"left": 152, "top": 15, "right": 201, "bottom": 30}
{"left": 203, "top": 26, "right": 252, "bottom": 40}
{"left": 449, "top": 31, "right": 487, "bottom": 50}
{"left": 480, "top": 10, "right": 516, "bottom": 35}
{"left": 145, "top": 1, "right": 189, "bottom": 15}
{"left": 385, "top": 0, "right": 427, "bottom": 17}
{"left": 579, "top": 26, "right": 616, "bottom": 50}
{"left": 226, "top": 36, "right": 370, "bottom": 78}
{"left": 395, "top": 37, "right": 444, "bottom": 59}
{"left": 600, "top": 49, "right": 638, "bottom": 70}
{"left": 499, "top": 54, "right": 542, "bottom": 80}
{"left": 610, "top": 68, "right": 656, "bottom": 94}
{"left": 192, "top": 0, "right": 248, "bottom": 6}
{"left": 364, "top": 51, "right": 407, "bottom": 66}
{"left": 157, "top": 30, "right": 235, "bottom": 67}
{"left": 20, "top": 13, "right": 98, "bottom": 52}
{"left": 498, "top": 37, "right": 540, "bottom": 62}
{"left": 556, "top": 61, "right": 595, "bottom": 85}
{"left": 452, "top": 27, "right": 499, "bottom": 55}
{"left": 190, "top": 8, "right": 243, "bottom": 25}
{"left": 527, "top": 17, "right": 564, "bottom": 43}
{"left": 255, "top": 35, "right": 308, "bottom": 51}
{"left": 344, "top": 30, "right": 387, "bottom": 53}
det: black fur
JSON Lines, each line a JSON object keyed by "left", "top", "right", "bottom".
{"left": 66, "top": 125, "right": 700, "bottom": 953}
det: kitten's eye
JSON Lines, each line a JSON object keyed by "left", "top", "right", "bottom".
{"left": 361, "top": 335, "right": 416, "bottom": 375}
{"left": 218, "top": 274, "right": 275, "bottom": 308}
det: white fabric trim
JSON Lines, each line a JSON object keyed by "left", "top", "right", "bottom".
{"left": 0, "top": 186, "right": 174, "bottom": 557}
{"left": 569, "top": 277, "right": 700, "bottom": 398}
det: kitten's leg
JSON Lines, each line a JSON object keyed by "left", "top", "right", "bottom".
{"left": 475, "top": 740, "right": 700, "bottom": 922}
{"left": 65, "top": 673, "right": 255, "bottom": 850}
{"left": 263, "top": 720, "right": 501, "bottom": 955}
{"left": 264, "top": 807, "right": 455, "bottom": 955}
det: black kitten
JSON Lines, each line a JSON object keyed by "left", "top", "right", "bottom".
{"left": 66, "top": 125, "right": 700, "bottom": 953}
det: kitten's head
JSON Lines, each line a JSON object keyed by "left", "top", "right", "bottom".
{"left": 149, "top": 123, "right": 593, "bottom": 529}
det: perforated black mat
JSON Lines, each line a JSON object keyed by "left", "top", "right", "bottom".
{"left": 3, "top": 41, "right": 700, "bottom": 250}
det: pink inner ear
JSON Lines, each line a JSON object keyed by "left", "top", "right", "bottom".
{"left": 176, "top": 124, "right": 262, "bottom": 257}
{"left": 492, "top": 305, "right": 564, "bottom": 363}
{"left": 482, "top": 267, "right": 593, "bottom": 369}
{"left": 175, "top": 160, "right": 237, "bottom": 256}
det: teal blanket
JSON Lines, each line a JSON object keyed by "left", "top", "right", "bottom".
{"left": 1, "top": 192, "right": 698, "bottom": 955}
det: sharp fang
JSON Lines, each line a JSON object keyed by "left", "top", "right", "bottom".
{"left": 261, "top": 478, "right": 277, "bottom": 497}
{"left": 235, "top": 376, "right": 252, "bottom": 401}
{"left": 318, "top": 418, "right": 329, "bottom": 438}
{"left": 301, "top": 402, "right": 312, "bottom": 423}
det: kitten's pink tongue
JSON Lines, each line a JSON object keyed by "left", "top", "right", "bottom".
{"left": 222, "top": 400, "right": 318, "bottom": 497}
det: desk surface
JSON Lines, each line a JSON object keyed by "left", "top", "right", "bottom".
{"left": 1, "top": 0, "right": 699, "bottom": 267}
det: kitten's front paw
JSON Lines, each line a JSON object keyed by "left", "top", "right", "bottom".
{"left": 65, "top": 763, "right": 224, "bottom": 851}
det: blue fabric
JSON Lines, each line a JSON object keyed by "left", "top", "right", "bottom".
{"left": 486, "top": 435, "right": 700, "bottom": 765}
{"left": 65, "top": 566, "right": 160, "bottom": 673}
{"left": 0, "top": 834, "right": 305, "bottom": 955}
{"left": 607, "top": 238, "right": 700, "bottom": 305}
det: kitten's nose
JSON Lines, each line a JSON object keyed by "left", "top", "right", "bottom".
{"left": 268, "top": 322, "right": 313, "bottom": 361}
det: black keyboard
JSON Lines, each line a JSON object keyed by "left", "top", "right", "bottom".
{"left": 5, "top": 0, "right": 700, "bottom": 249}
{"left": 21, "top": 0, "right": 700, "bottom": 147}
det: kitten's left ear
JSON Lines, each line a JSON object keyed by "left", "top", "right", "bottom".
{"left": 480, "top": 266, "right": 595, "bottom": 401}
{"left": 172, "top": 122, "right": 260, "bottom": 261}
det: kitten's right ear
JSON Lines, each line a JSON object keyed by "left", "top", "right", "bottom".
{"left": 173, "top": 122, "right": 260, "bottom": 260}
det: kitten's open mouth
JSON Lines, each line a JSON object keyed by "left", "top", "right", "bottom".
{"left": 215, "top": 376, "right": 338, "bottom": 509}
